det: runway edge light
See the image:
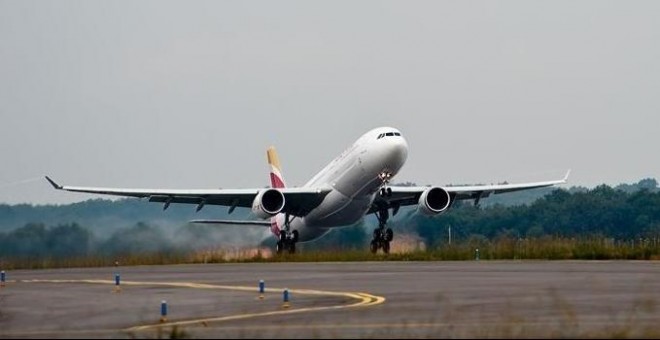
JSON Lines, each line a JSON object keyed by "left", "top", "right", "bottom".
{"left": 282, "top": 288, "right": 290, "bottom": 309}
{"left": 258, "top": 279, "right": 265, "bottom": 300}
{"left": 113, "top": 273, "right": 121, "bottom": 293}
{"left": 1, "top": 270, "right": 5, "bottom": 287}
{"left": 160, "top": 300, "right": 168, "bottom": 323}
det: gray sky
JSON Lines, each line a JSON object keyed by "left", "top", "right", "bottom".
{"left": 1, "top": 0, "right": 658, "bottom": 205}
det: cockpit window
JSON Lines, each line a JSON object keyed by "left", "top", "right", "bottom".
{"left": 377, "top": 131, "right": 402, "bottom": 139}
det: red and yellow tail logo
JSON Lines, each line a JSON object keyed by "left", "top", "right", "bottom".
{"left": 267, "top": 146, "right": 286, "bottom": 189}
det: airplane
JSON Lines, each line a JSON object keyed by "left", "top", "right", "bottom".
{"left": 45, "top": 127, "right": 569, "bottom": 254}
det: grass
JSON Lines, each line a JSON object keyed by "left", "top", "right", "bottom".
{"left": 0, "top": 236, "right": 658, "bottom": 270}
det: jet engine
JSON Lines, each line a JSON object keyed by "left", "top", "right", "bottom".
{"left": 251, "top": 189, "right": 285, "bottom": 219}
{"left": 418, "top": 187, "right": 451, "bottom": 215}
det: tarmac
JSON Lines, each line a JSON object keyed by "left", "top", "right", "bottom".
{"left": 0, "top": 261, "right": 658, "bottom": 338}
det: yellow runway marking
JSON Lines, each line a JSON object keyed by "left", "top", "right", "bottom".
{"left": 20, "top": 279, "right": 385, "bottom": 332}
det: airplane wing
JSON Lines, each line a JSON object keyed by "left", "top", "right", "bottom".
{"left": 370, "top": 170, "right": 570, "bottom": 212}
{"left": 45, "top": 176, "right": 330, "bottom": 217}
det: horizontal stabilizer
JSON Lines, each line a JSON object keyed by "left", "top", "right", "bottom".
{"left": 189, "top": 219, "right": 271, "bottom": 227}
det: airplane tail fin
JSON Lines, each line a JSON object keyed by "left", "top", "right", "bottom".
{"left": 266, "top": 147, "right": 285, "bottom": 238}
{"left": 267, "top": 146, "right": 286, "bottom": 189}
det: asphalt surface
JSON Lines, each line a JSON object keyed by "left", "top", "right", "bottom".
{"left": 0, "top": 261, "right": 658, "bottom": 338}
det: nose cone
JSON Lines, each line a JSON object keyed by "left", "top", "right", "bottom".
{"left": 373, "top": 136, "right": 408, "bottom": 174}
{"left": 390, "top": 137, "right": 409, "bottom": 170}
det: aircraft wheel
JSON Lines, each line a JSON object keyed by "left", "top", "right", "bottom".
{"left": 292, "top": 230, "right": 299, "bottom": 243}
{"left": 276, "top": 241, "right": 284, "bottom": 255}
{"left": 370, "top": 240, "right": 378, "bottom": 253}
{"left": 385, "top": 228, "right": 394, "bottom": 242}
{"left": 373, "top": 228, "right": 382, "bottom": 241}
{"left": 383, "top": 241, "right": 390, "bottom": 254}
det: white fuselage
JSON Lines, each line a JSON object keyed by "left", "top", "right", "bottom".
{"left": 274, "top": 127, "right": 408, "bottom": 242}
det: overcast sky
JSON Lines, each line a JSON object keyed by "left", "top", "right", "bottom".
{"left": 1, "top": 0, "right": 658, "bottom": 205}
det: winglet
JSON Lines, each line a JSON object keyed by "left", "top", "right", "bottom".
{"left": 45, "top": 176, "right": 63, "bottom": 190}
{"left": 563, "top": 169, "right": 571, "bottom": 182}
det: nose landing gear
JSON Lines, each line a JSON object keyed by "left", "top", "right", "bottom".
{"left": 378, "top": 172, "right": 393, "bottom": 197}
{"left": 370, "top": 208, "right": 394, "bottom": 254}
{"left": 379, "top": 187, "right": 392, "bottom": 197}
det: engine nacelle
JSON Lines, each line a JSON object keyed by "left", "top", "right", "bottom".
{"left": 251, "top": 188, "right": 285, "bottom": 219}
{"left": 418, "top": 187, "right": 452, "bottom": 215}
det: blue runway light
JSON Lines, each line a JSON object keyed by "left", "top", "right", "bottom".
{"left": 282, "top": 288, "right": 290, "bottom": 308}
{"left": 113, "top": 273, "right": 121, "bottom": 293}
{"left": 160, "top": 300, "right": 168, "bottom": 323}
{"left": 258, "top": 279, "right": 265, "bottom": 300}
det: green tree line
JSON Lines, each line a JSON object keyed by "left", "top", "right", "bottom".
{"left": 397, "top": 184, "right": 660, "bottom": 248}
{"left": 0, "top": 179, "right": 658, "bottom": 261}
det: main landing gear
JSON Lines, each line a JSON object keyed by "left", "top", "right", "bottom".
{"left": 370, "top": 206, "right": 394, "bottom": 254}
{"left": 276, "top": 214, "right": 299, "bottom": 255}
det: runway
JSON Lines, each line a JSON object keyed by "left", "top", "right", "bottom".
{"left": 1, "top": 261, "right": 658, "bottom": 338}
